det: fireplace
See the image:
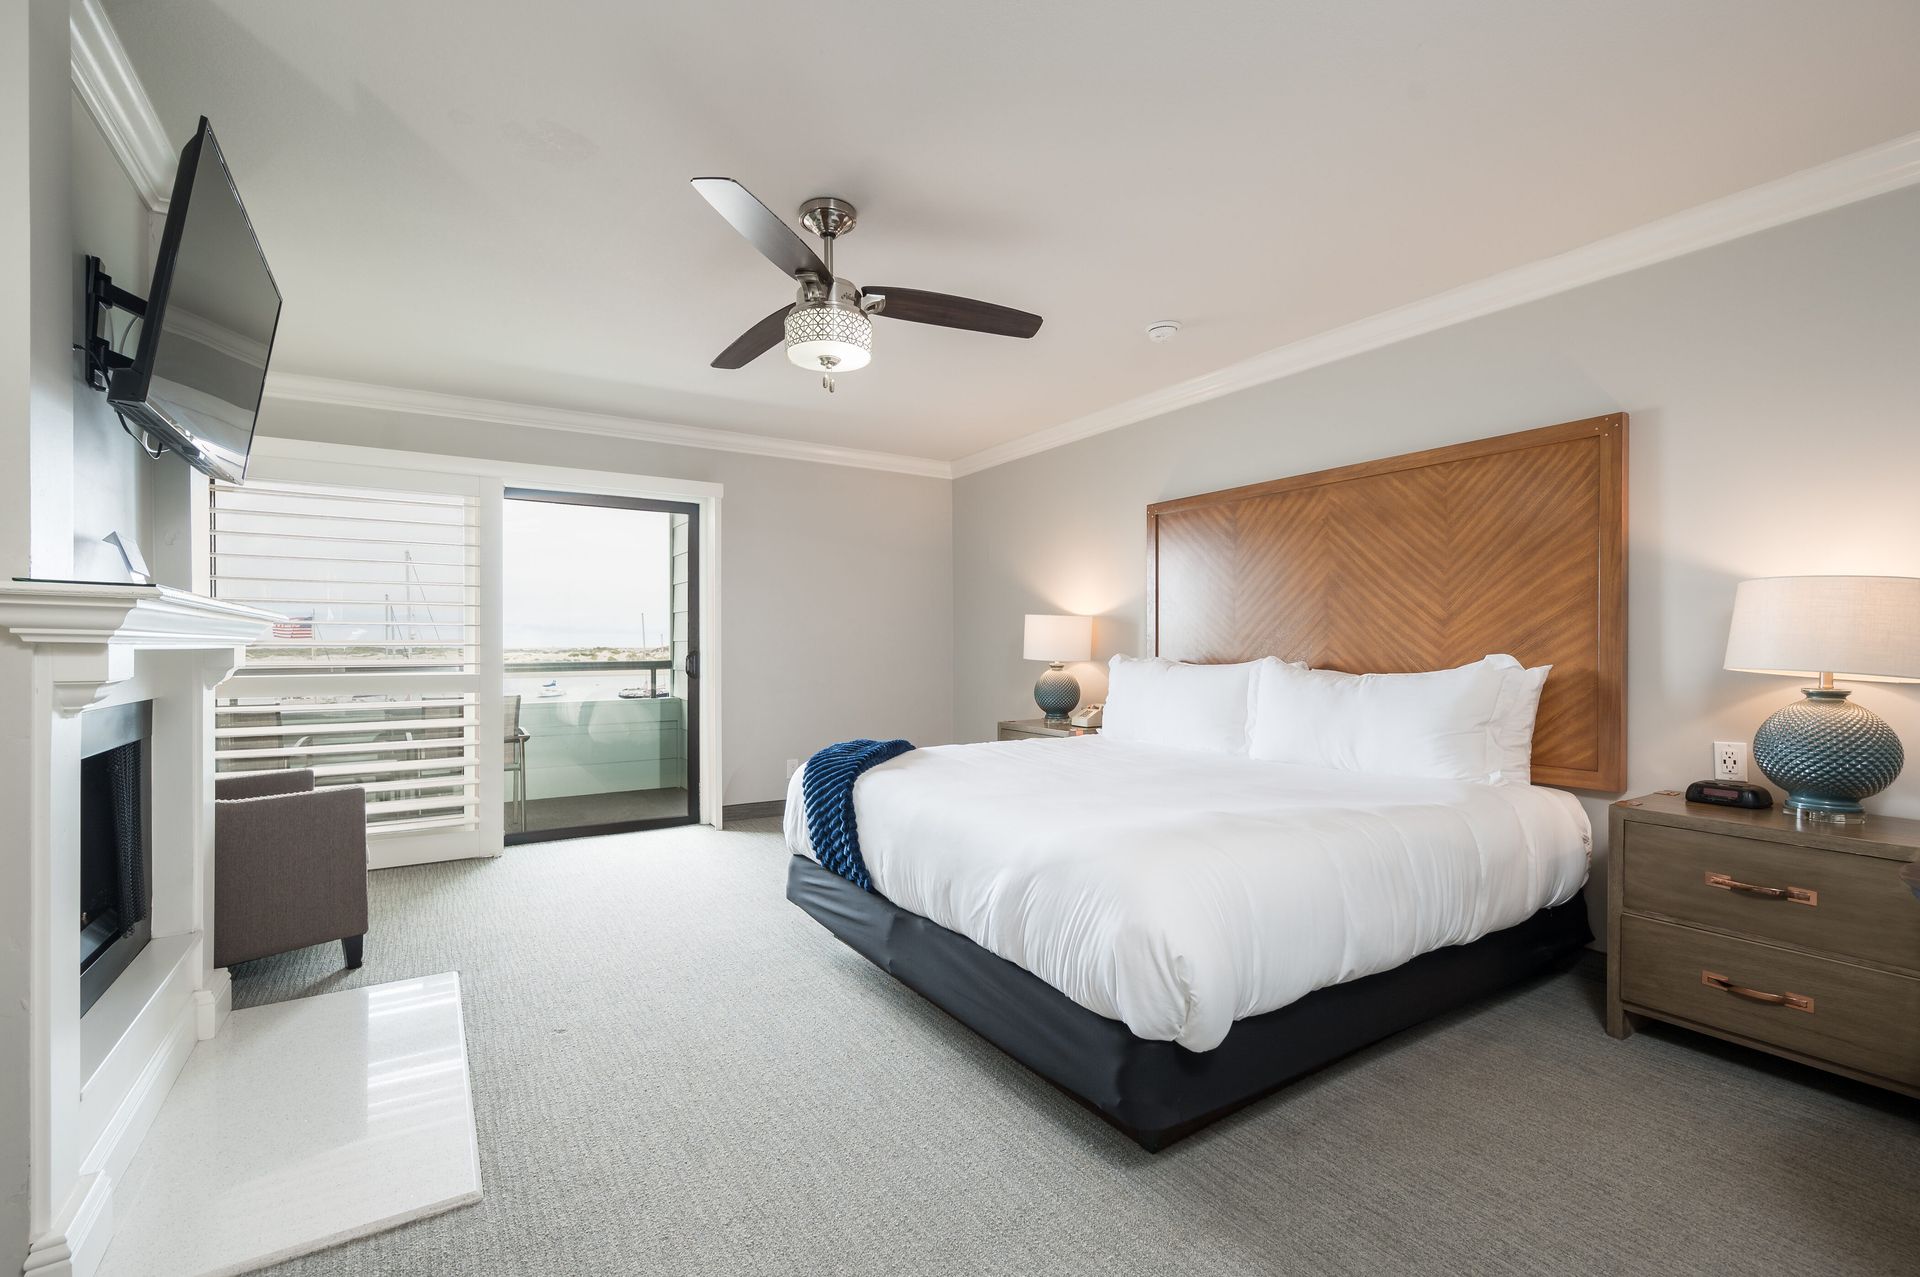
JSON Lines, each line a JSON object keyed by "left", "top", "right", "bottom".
{"left": 79, "top": 699, "right": 153, "bottom": 1015}
{"left": 0, "top": 579, "right": 281, "bottom": 1274}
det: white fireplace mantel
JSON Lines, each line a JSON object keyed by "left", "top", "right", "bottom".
{"left": 0, "top": 581, "right": 281, "bottom": 713}
{"left": 5, "top": 580, "right": 279, "bottom": 1277}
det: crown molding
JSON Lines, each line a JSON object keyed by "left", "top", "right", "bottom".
{"left": 952, "top": 128, "right": 1920, "bottom": 478}
{"left": 263, "top": 373, "right": 955, "bottom": 480}
{"left": 70, "top": 0, "right": 175, "bottom": 214}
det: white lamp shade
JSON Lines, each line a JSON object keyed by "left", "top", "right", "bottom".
{"left": 1724, "top": 575, "right": 1920, "bottom": 683}
{"left": 1023, "top": 613, "right": 1092, "bottom": 663}
{"left": 784, "top": 304, "right": 873, "bottom": 371}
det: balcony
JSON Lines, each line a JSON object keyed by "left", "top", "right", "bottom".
{"left": 501, "top": 489, "right": 698, "bottom": 839}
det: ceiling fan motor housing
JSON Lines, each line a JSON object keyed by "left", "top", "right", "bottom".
{"left": 798, "top": 276, "right": 863, "bottom": 309}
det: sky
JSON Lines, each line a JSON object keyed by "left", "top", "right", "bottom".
{"left": 501, "top": 498, "right": 675, "bottom": 649}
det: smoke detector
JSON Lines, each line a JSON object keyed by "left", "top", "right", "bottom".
{"left": 1145, "top": 320, "right": 1181, "bottom": 343}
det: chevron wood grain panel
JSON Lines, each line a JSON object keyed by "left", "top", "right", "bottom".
{"left": 1232, "top": 486, "right": 1332, "bottom": 663}
{"left": 1147, "top": 415, "right": 1626, "bottom": 791}
{"left": 1150, "top": 502, "right": 1241, "bottom": 660}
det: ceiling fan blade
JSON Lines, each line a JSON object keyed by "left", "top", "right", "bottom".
{"left": 691, "top": 177, "right": 831, "bottom": 282}
{"left": 711, "top": 305, "right": 793, "bottom": 369}
{"left": 863, "top": 287, "right": 1042, "bottom": 339}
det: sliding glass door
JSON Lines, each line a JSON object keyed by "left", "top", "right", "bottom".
{"left": 502, "top": 489, "right": 700, "bottom": 843}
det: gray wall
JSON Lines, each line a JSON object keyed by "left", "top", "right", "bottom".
{"left": 70, "top": 92, "right": 157, "bottom": 581}
{"left": 0, "top": 6, "right": 140, "bottom": 1267}
{"left": 257, "top": 399, "right": 955, "bottom": 806}
{"left": 2, "top": 6, "right": 81, "bottom": 1267}
{"left": 954, "top": 185, "right": 1920, "bottom": 926}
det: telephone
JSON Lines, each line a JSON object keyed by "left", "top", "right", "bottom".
{"left": 1069, "top": 703, "right": 1104, "bottom": 728}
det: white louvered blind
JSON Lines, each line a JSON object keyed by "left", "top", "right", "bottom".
{"left": 214, "top": 693, "right": 480, "bottom": 831}
{"left": 211, "top": 478, "right": 484, "bottom": 835}
{"left": 210, "top": 480, "right": 478, "bottom": 670}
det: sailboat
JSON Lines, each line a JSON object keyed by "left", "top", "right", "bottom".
{"left": 383, "top": 550, "right": 452, "bottom": 659}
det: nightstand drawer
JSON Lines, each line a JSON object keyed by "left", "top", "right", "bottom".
{"left": 1623, "top": 821, "right": 1920, "bottom": 973}
{"left": 1619, "top": 915, "right": 1920, "bottom": 1086}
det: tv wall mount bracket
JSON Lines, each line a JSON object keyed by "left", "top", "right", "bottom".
{"left": 82, "top": 254, "right": 147, "bottom": 392}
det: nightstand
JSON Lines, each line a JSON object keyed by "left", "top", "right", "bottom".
{"left": 996, "top": 719, "right": 1099, "bottom": 742}
{"left": 1607, "top": 792, "right": 1920, "bottom": 1096}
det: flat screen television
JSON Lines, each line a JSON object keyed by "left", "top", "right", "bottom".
{"left": 108, "top": 117, "right": 281, "bottom": 484}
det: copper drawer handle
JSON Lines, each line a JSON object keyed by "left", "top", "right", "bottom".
{"left": 1701, "top": 970, "right": 1814, "bottom": 1012}
{"left": 1704, "top": 872, "right": 1817, "bottom": 906}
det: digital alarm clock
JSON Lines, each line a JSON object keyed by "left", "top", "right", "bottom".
{"left": 1684, "top": 780, "right": 1774, "bottom": 810}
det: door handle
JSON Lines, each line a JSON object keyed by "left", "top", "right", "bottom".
{"left": 684, "top": 651, "right": 700, "bottom": 679}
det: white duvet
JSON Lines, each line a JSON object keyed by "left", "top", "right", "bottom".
{"left": 784, "top": 735, "right": 1590, "bottom": 1052}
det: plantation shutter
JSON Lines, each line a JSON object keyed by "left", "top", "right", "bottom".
{"left": 209, "top": 480, "right": 478, "bottom": 669}
{"left": 209, "top": 477, "right": 490, "bottom": 853}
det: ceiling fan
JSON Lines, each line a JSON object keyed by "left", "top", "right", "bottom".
{"left": 691, "top": 177, "right": 1043, "bottom": 392}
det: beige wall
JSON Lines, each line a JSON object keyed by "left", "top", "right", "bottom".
{"left": 953, "top": 185, "right": 1920, "bottom": 930}
{"left": 256, "top": 399, "right": 955, "bottom": 807}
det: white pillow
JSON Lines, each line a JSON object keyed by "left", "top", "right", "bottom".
{"left": 1102, "top": 655, "right": 1290, "bottom": 756}
{"left": 1248, "top": 655, "right": 1548, "bottom": 784}
{"left": 1487, "top": 658, "right": 1552, "bottom": 784}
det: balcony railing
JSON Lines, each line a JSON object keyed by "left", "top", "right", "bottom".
{"left": 504, "top": 658, "right": 675, "bottom": 696}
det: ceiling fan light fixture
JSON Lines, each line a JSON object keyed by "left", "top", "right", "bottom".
{"left": 784, "top": 301, "right": 873, "bottom": 372}
{"left": 694, "top": 179, "right": 1041, "bottom": 378}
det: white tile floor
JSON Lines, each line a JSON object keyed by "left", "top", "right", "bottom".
{"left": 99, "top": 973, "right": 481, "bottom": 1277}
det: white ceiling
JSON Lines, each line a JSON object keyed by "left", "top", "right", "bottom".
{"left": 105, "top": 0, "right": 1920, "bottom": 463}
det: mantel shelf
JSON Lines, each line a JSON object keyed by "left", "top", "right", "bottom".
{"left": 0, "top": 580, "right": 282, "bottom": 650}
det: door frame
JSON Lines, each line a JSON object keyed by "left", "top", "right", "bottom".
{"left": 245, "top": 435, "right": 725, "bottom": 859}
{"left": 501, "top": 486, "right": 703, "bottom": 844}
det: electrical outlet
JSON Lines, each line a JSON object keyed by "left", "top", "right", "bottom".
{"left": 785, "top": 757, "right": 800, "bottom": 780}
{"left": 1714, "top": 740, "right": 1748, "bottom": 782}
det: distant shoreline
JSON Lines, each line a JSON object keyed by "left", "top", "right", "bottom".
{"left": 503, "top": 646, "right": 670, "bottom": 663}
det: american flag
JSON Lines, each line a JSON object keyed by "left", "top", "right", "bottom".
{"left": 272, "top": 616, "right": 315, "bottom": 639}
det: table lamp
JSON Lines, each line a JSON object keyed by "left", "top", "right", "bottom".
{"left": 1023, "top": 613, "right": 1092, "bottom": 724}
{"left": 1723, "top": 575, "right": 1920, "bottom": 820}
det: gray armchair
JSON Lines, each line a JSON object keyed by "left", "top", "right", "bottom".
{"left": 214, "top": 769, "right": 369, "bottom": 970}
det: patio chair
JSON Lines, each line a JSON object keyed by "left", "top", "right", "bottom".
{"left": 504, "top": 694, "right": 531, "bottom": 832}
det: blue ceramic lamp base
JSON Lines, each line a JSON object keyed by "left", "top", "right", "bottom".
{"left": 1754, "top": 686, "right": 1905, "bottom": 821}
{"left": 1033, "top": 662, "right": 1080, "bottom": 725}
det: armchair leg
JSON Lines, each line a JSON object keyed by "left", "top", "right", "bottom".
{"left": 342, "top": 935, "right": 364, "bottom": 969}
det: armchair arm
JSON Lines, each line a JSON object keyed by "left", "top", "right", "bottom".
{"left": 214, "top": 785, "right": 369, "bottom": 968}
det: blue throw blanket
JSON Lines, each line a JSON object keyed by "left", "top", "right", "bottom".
{"left": 800, "top": 738, "right": 915, "bottom": 891}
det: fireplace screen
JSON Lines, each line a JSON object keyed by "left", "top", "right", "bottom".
{"left": 80, "top": 702, "right": 152, "bottom": 1015}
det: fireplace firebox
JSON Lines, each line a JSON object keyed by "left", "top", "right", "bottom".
{"left": 80, "top": 700, "right": 153, "bottom": 1015}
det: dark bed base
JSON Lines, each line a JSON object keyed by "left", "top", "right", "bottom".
{"left": 787, "top": 855, "right": 1591, "bottom": 1150}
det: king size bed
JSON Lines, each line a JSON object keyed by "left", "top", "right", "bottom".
{"left": 786, "top": 415, "right": 1627, "bottom": 1149}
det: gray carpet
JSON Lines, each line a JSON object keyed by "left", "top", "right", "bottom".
{"left": 233, "top": 820, "right": 1920, "bottom": 1277}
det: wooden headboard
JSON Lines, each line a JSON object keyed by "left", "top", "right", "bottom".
{"left": 1147, "top": 414, "right": 1626, "bottom": 791}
